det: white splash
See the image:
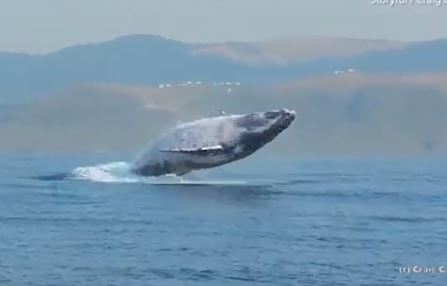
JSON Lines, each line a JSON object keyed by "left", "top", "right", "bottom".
{"left": 72, "top": 161, "right": 140, "bottom": 183}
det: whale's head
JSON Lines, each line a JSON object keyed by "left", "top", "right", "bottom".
{"left": 232, "top": 109, "right": 295, "bottom": 157}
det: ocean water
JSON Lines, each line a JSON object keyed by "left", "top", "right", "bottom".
{"left": 0, "top": 154, "right": 446, "bottom": 286}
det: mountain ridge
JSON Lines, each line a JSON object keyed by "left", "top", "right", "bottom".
{"left": 1, "top": 34, "right": 446, "bottom": 104}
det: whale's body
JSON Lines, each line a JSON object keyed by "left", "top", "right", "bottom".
{"left": 131, "top": 109, "right": 295, "bottom": 177}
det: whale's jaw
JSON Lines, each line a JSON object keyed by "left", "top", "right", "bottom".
{"left": 264, "top": 109, "right": 295, "bottom": 142}
{"left": 232, "top": 109, "right": 296, "bottom": 160}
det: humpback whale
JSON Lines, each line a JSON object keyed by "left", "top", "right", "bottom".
{"left": 131, "top": 109, "right": 295, "bottom": 177}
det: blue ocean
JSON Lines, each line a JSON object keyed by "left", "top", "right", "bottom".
{"left": 1, "top": 154, "right": 446, "bottom": 285}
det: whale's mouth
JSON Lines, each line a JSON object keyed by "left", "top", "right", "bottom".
{"left": 273, "top": 109, "right": 296, "bottom": 132}
{"left": 243, "top": 109, "right": 295, "bottom": 150}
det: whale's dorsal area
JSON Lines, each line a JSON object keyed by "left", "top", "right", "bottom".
{"left": 132, "top": 109, "right": 296, "bottom": 177}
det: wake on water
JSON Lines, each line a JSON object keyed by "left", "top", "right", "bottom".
{"left": 68, "top": 161, "right": 248, "bottom": 186}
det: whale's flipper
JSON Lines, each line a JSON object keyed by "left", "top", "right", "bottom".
{"left": 161, "top": 145, "right": 224, "bottom": 156}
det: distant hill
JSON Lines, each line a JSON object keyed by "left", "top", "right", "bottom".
{"left": 0, "top": 35, "right": 253, "bottom": 102}
{"left": 194, "top": 37, "right": 407, "bottom": 65}
{"left": 326, "top": 39, "right": 447, "bottom": 74}
{"left": 1, "top": 35, "right": 447, "bottom": 103}
{"left": 1, "top": 74, "right": 446, "bottom": 155}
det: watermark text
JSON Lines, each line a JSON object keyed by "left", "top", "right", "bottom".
{"left": 370, "top": 0, "right": 447, "bottom": 7}
{"left": 399, "top": 266, "right": 447, "bottom": 274}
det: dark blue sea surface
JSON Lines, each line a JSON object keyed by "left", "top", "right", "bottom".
{"left": 0, "top": 154, "right": 446, "bottom": 285}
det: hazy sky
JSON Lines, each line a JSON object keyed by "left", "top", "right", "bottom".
{"left": 1, "top": 0, "right": 446, "bottom": 53}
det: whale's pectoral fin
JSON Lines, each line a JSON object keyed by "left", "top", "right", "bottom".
{"left": 160, "top": 145, "right": 224, "bottom": 156}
